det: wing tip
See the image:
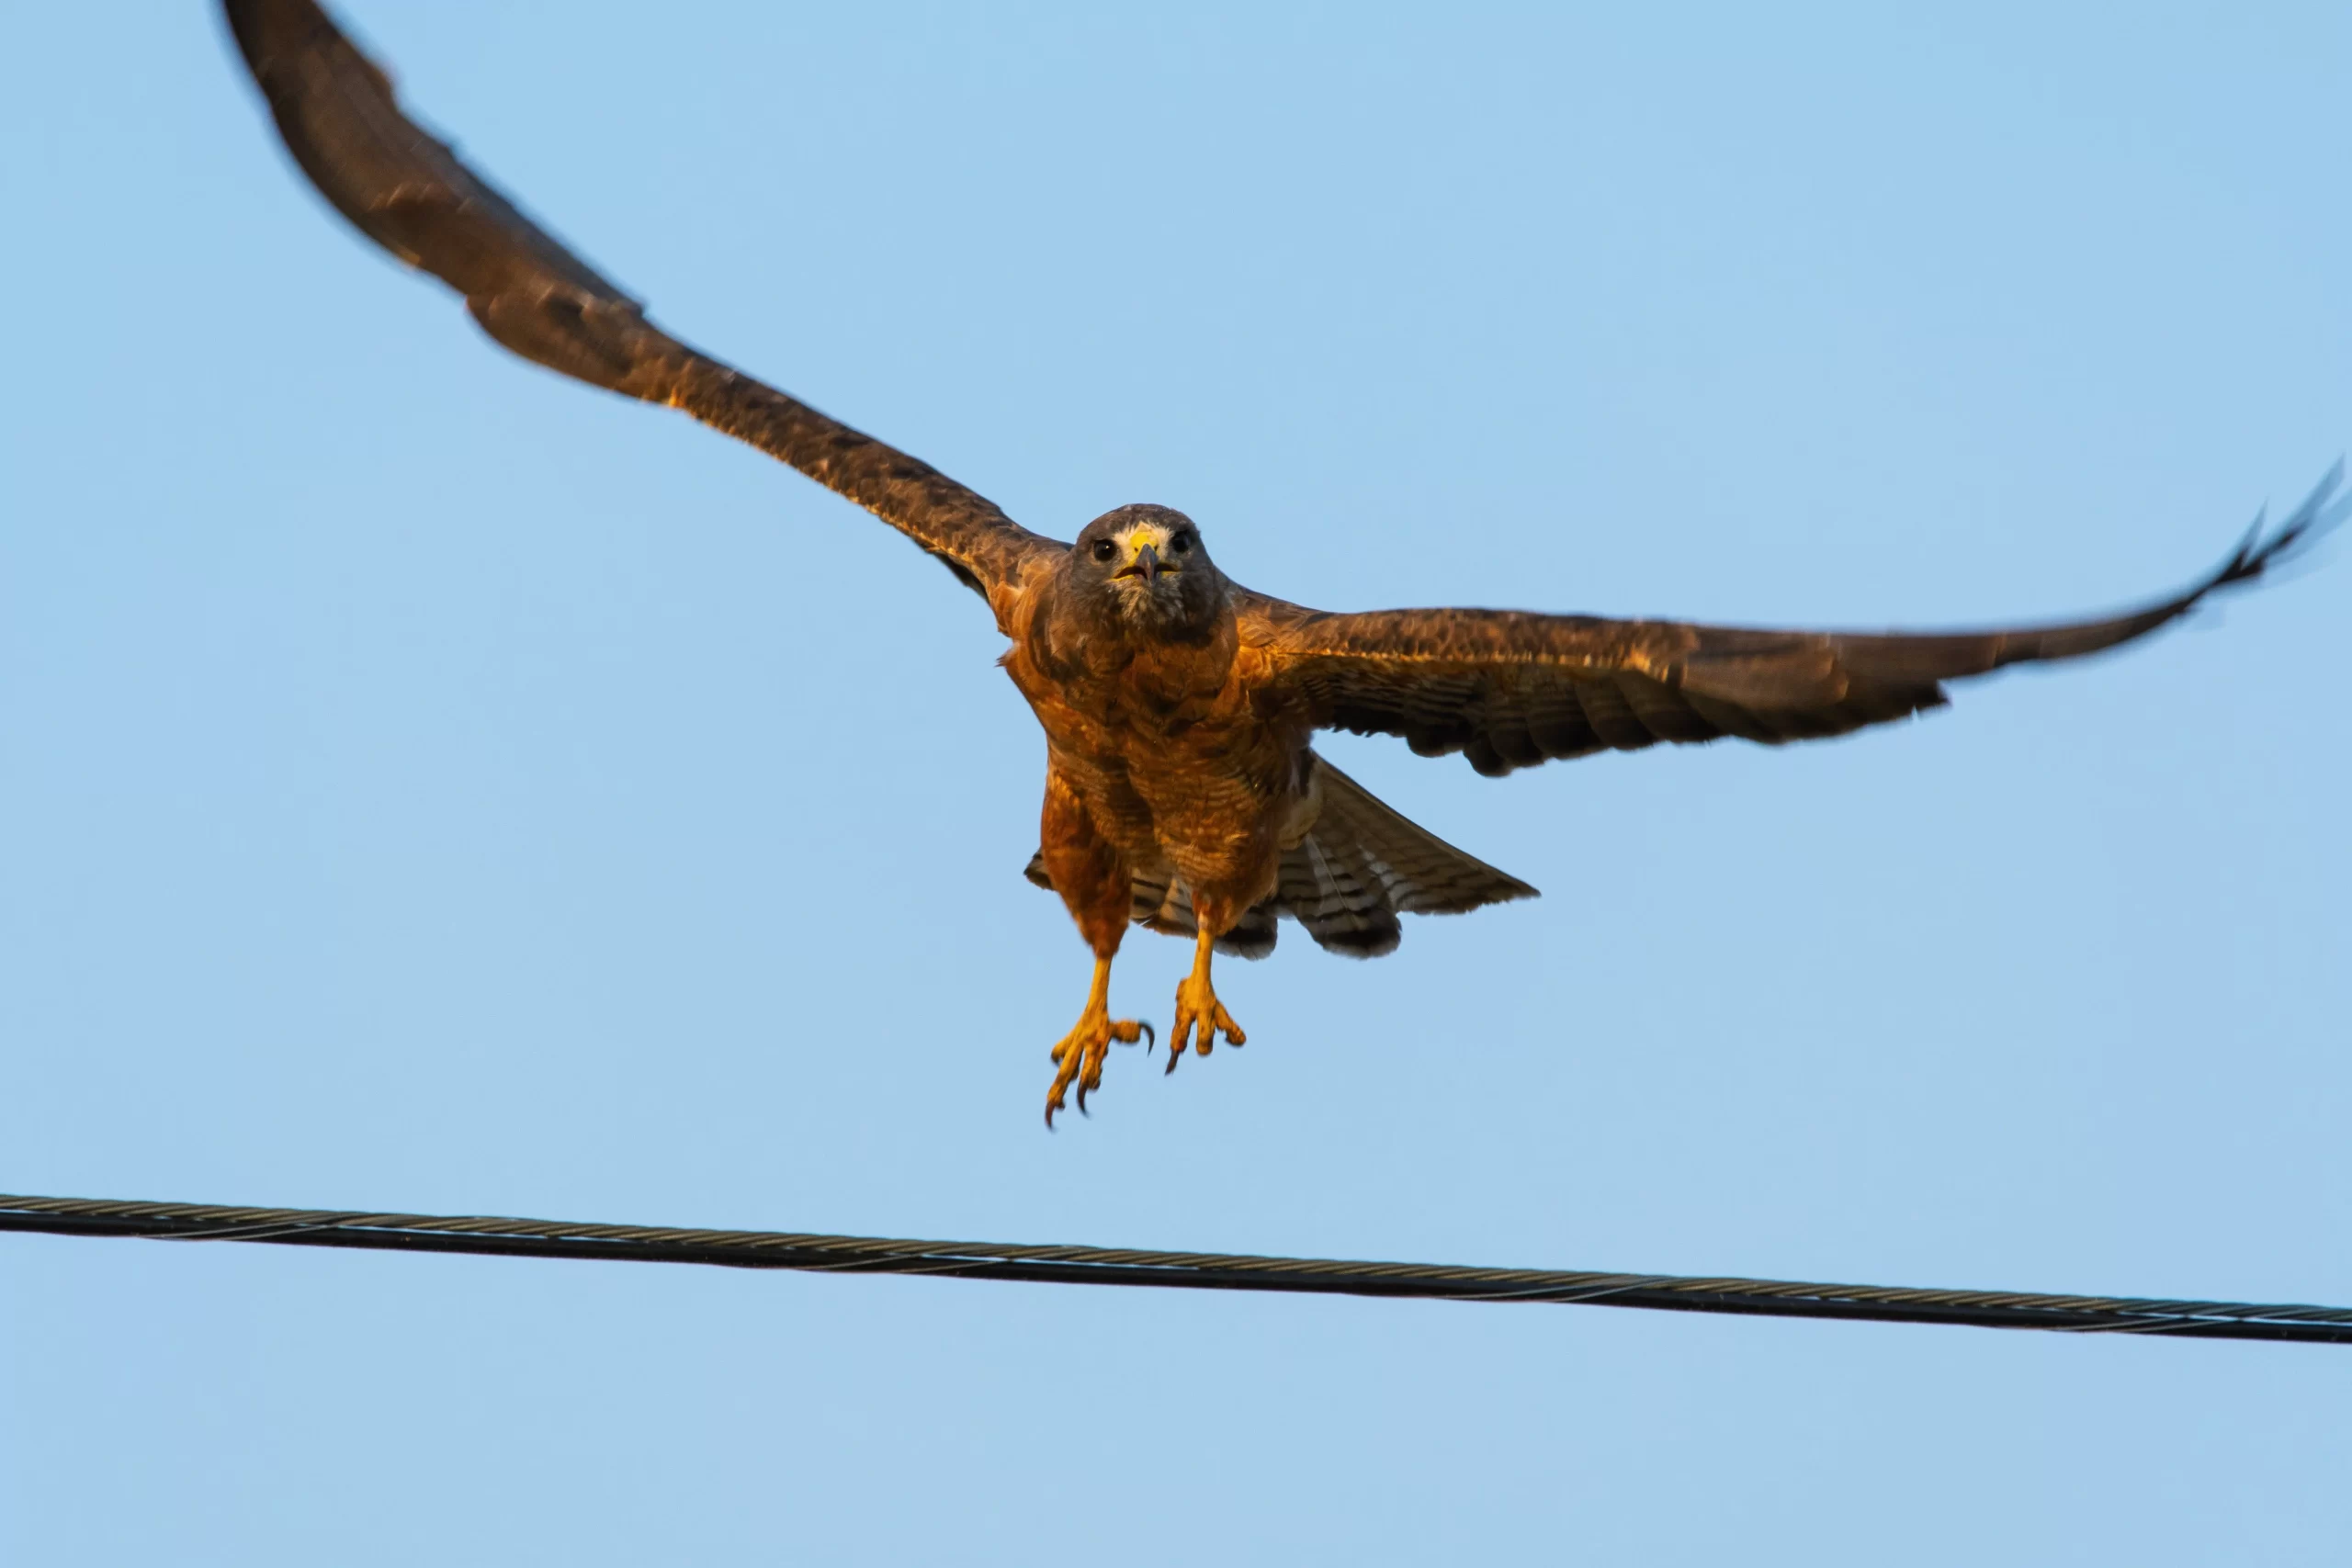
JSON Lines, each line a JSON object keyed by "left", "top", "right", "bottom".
{"left": 2215, "top": 455, "right": 2347, "bottom": 591}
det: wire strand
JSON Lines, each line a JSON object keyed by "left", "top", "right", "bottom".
{"left": 3, "top": 1190, "right": 2345, "bottom": 1344}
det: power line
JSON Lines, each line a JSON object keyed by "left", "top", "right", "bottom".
{"left": 4, "top": 1190, "right": 2346, "bottom": 1344}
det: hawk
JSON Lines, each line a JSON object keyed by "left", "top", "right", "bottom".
{"left": 224, "top": 0, "right": 2340, "bottom": 1124}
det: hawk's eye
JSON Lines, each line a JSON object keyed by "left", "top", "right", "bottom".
{"left": 1170, "top": 531, "right": 1194, "bottom": 556}
{"left": 1091, "top": 538, "right": 1117, "bottom": 563}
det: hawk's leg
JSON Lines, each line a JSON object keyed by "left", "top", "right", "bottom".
{"left": 1039, "top": 770, "right": 1150, "bottom": 1127}
{"left": 1166, "top": 921, "right": 1247, "bottom": 1072}
{"left": 1046, "top": 955, "right": 1152, "bottom": 1126}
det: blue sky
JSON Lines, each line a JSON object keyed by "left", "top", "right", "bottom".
{"left": 3, "top": 3, "right": 2347, "bottom": 1562}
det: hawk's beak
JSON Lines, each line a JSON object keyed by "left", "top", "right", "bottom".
{"left": 1119, "top": 543, "right": 1165, "bottom": 583}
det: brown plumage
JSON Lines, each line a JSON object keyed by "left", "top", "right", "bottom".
{"left": 222, "top": 0, "right": 2342, "bottom": 1123}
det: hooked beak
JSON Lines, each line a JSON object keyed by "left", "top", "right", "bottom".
{"left": 1116, "top": 543, "right": 1165, "bottom": 583}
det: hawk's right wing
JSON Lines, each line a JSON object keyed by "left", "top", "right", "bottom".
{"left": 223, "top": 0, "right": 1057, "bottom": 603}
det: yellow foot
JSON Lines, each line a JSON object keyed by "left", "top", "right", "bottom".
{"left": 1045, "top": 1005, "right": 1152, "bottom": 1127}
{"left": 1164, "top": 970, "right": 1245, "bottom": 1074}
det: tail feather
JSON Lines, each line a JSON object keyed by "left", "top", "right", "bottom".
{"left": 1022, "top": 753, "right": 1537, "bottom": 960}
{"left": 1277, "top": 757, "right": 1537, "bottom": 956}
{"left": 1275, "top": 830, "right": 1404, "bottom": 958}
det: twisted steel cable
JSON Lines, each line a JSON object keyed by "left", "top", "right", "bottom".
{"left": 4, "top": 1191, "right": 2346, "bottom": 1343}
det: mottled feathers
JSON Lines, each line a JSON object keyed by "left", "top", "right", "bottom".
{"left": 1026, "top": 756, "right": 1537, "bottom": 959}
{"left": 1236, "top": 483, "right": 2344, "bottom": 776}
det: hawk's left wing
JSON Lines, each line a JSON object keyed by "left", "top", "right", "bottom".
{"left": 222, "top": 0, "right": 1056, "bottom": 603}
{"left": 1242, "top": 468, "right": 2342, "bottom": 776}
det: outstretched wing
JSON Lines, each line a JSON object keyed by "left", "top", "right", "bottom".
{"left": 1244, "top": 467, "right": 2344, "bottom": 776}
{"left": 221, "top": 0, "right": 1054, "bottom": 601}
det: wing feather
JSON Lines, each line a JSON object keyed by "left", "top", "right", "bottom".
{"left": 221, "top": 0, "right": 1053, "bottom": 600}
{"left": 1241, "top": 466, "right": 2344, "bottom": 774}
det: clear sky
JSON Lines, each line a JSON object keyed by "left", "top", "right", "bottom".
{"left": 4, "top": 3, "right": 2347, "bottom": 1562}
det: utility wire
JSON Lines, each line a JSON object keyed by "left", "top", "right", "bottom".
{"left": 4, "top": 1190, "right": 2346, "bottom": 1344}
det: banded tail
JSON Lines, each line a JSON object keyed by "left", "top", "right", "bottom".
{"left": 1025, "top": 754, "right": 1537, "bottom": 960}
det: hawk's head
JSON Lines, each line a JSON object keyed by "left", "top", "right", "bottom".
{"left": 1069, "top": 503, "right": 1225, "bottom": 633}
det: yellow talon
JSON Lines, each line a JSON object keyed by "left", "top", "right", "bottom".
{"left": 1164, "top": 925, "right": 1246, "bottom": 1074}
{"left": 1045, "top": 957, "right": 1148, "bottom": 1126}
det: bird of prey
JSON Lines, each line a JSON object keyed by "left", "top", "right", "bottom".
{"left": 224, "top": 0, "right": 2339, "bottom": 1124}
